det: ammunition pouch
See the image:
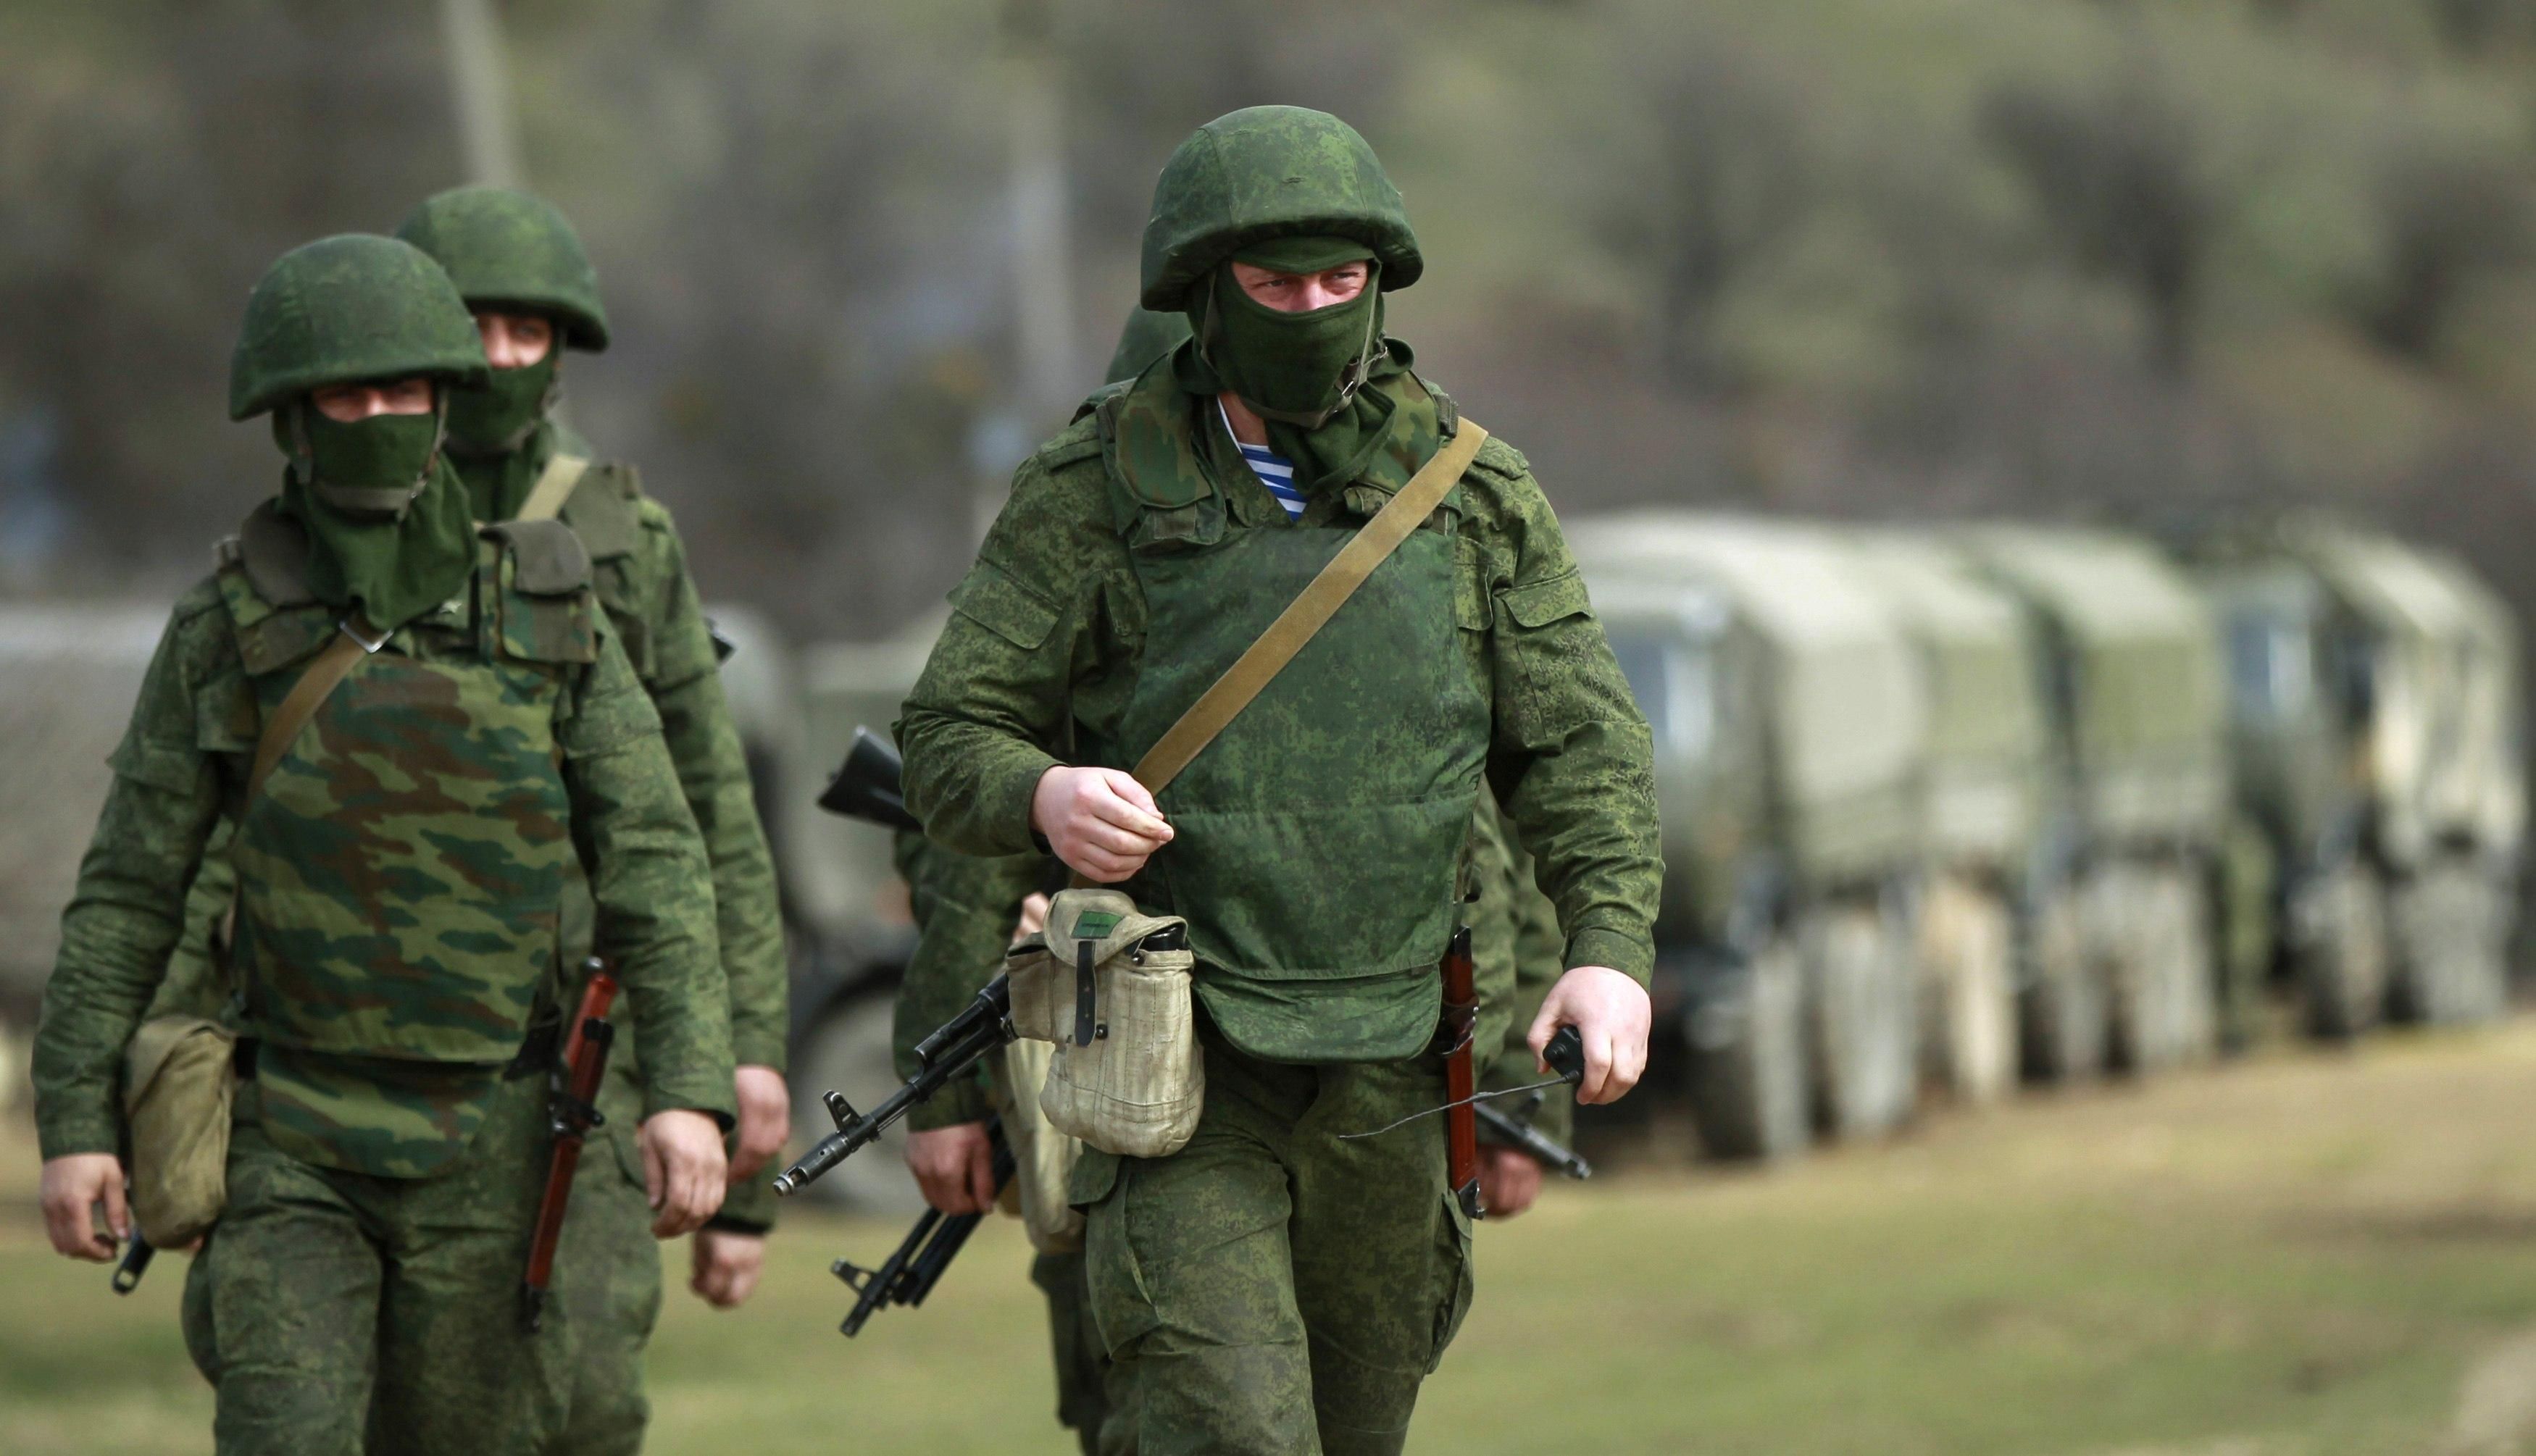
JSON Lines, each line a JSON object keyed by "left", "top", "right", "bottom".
{"left": 122, "top": 1016, "right": 239, "bottom": 1247}
{"left": 1005, "top": 889, "right": 1202, "bottom": 1160}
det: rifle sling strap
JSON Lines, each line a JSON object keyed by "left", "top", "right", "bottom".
{"left": 513, "top": 453, "right": 591, "bottom": 524}
{"left": 1125, "top": 419, "right": 1488, "bottom": 796}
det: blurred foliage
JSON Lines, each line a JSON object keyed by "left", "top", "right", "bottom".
{"left": 10, "top": 1, "right": 2536, "bottom": 640}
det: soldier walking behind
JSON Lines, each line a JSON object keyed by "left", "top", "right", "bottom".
{"left": 897, "top": 106, "right": 1662, "bottom": 1455}
{"left": 395, "top": 184, "right": 791, "bottom": 1452}
{"left": 31, "top": 233, "right": 735, "bottom": 1456}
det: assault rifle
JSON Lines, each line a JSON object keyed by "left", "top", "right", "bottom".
{"left": 831, "top": 1117, "right": 1018, "bottom": 1336}
{"left": 1475, "top": 1096, "right": 1593, "bottom": 1181}
{"left": 773, "top": 728, "right": 1018, "bottom": 1198}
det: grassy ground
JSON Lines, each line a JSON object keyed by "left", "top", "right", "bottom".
{"left": 9, "top": 1024, "right": 2536, "bottom": 1455}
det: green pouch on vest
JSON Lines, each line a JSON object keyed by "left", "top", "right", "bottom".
{"left": 122, "top": 1016, "right": 238, "bottom": 1247}
{"left": 1006, "top": 890, "right": 1203, "bottom": 1160}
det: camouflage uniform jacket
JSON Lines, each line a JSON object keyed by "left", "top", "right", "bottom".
{"left": 33, "top": 512, "right": 737, "bottom": 1167}
{"left": 896, "top": 393, "right": 1661, "bottom": 993}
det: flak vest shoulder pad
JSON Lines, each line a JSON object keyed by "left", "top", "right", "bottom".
{"left": 554, "top": 459, "right": 644, "bottom": 563}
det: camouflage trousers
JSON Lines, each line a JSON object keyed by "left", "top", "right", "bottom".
{"left": 1076, "top": 1026, "right": 1475, "bottom": 1456}
{"left": 1033, "top": 1248, "right": 1117, "bottom": 1455}
{"left": 544, "top": 1113, "right": 664, "bottom": 1455}
{"left": 184, "top": 1071, "right": 567, "bottom": 1456}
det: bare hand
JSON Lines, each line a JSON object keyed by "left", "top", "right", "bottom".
{"left": 1013, "top": 892, "right": 1051, "bottom": 943}
{"left": 1529, "top": 966, "right": 1651, "bottom": 1105}
{"left": 38, "top": 1154, "right": 127, "bottom": 1261}
{"left": 640, "top": 1110, "right": 729, "bottom": 1237}
{"left": 904, "top": 1121, "right": 997, "bottom": 1215}
{"left": 688, "top": 1229, "right": 765, "bottom": 1309}
{"left": 1479, "top": 1145, "right": 1543, "bottom": 1218}
{"left": 730, "top": 1065, "right": 791, "bottom": 1181}
{"left": 1031, "top": 766, "right": 1172, "bottom": 883}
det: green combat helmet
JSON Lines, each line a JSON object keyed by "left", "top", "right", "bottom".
{"left": 1139, "top": 105, "right": 1422, "bottom": 311}
{"left": 227, "top": 233, "right": 488, "bottom": 420}
{"left": 1106, "top": 306, "right": 1193, "bottom": 383}
{"left": 394, "top": 185, "right": 612, "bottom": 351}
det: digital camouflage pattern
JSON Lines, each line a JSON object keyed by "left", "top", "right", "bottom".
{"left": 33, "top": 519, "right": 735, "bottom": 1171}
{"left": 1140, "top": 106, "right": 1422, "bottom": 311}
{"left": 190, "top": 1069, "right": 568, "bottom": 1456}
{"left": 396, "top": 186, "right": 612, "bottom": 349}
{"left": 227, "top": 235, "right": 487, "bottom": 422}
{"left": 1469, "top": 797, "right": 1574, "bottom": 1145}
{"left": 1072, "top": 1027, "right": 1472, "bottom": 1456}
{"left": 547, "top": 1112, "right": 670, "bottom": 1455}
{"left": 895, "top": 374, "right": 1659, "bottom": 992}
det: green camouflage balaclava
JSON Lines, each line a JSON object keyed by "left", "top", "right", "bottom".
{"left": 271, "top": 397, "right": 477, "bottom": 631}
{"left": 229, "top": 235, "right": 488, "bottom": 629}
{"left": 1141, "top": 108, "right": 1436, "bottom": 497}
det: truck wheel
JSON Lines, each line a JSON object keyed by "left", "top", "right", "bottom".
{"left": 2111, "top": 863, "right": 2218, "bottom": 1071}
{"left": 1685, "top": 937, "right": 1810, "bottom": 1161}
{"left": 2390, "top": 858, "right": 2510, "bottom": 1024}
{"left": 2295, "top": 862, "right": 2389, "bottom": 1040}
{"left": 786, "top": 990, "right": 927, "bottom": 1214}
{"left": 2021, "top": 884, "right": 2105, "bottom": 1083}
{"left": 1919, "top": 874, "right": 2017, "bottom": 1105}
{"left": 1802, "top": 902, "right": 1916, "bottom": 1140}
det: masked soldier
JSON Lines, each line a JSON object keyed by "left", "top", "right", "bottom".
{"left": 393, "top": 185, "right": 790, "bottom": 1452}
{"left": 896, "top": 107, "right": 1661, "bottom": 1455}
{"left": 32, "top": 234, "right": 735, "bottom": 1456}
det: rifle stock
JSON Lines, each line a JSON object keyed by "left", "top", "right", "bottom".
{"left": 522, "top": 958, "right": 619, "bottom": 1332}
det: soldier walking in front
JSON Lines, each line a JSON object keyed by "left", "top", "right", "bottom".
{"left": 30, "top": 233, "right": 735, "bottom": 1456}
{"left": 897, "top": 106, "right": 1663, "bottom": 1455}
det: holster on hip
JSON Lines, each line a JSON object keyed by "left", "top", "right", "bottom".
{"left": 1006, "top": 889, "right": 1202, "bottom": 1160}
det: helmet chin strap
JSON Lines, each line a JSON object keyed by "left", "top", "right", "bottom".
{"left": 1195, "top": 281, "right": 1389, "bottom": 431}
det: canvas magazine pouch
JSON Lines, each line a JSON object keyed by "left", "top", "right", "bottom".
{"left": 122, "top": 1016, "right": 238, "bottom": 1247}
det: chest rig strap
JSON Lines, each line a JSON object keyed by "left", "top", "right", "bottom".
{"left": 1123, "top": 419, "right": 1488, "bottom": 798}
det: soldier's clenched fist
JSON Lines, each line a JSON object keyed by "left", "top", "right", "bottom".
{"left": 1032, "top": 766, "right": 1173, "bottom": 882}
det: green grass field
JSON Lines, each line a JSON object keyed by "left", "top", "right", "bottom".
{"left": 10, "top": 1024, "right": 2536, "bottom": 1454}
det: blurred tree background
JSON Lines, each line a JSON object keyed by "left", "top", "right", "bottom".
{"left": 7, "top": 0, "right": 2536, "bottom": 645}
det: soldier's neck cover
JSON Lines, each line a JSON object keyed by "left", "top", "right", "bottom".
{"left": 445, "top": 353, "right": 560, "bottom": 466}
{"left": 270, "top": 406, "right": 477, "bottom": 631}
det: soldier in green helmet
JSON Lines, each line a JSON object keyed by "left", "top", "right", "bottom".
{"left": 32, "top": 233, "right": 736, "bottom": 1456}
{"left": 894, "top": 299, "right": 1581, "bottom": 1452}
{"left": 391, "top": 183, "right": 791, "bottom": 1452}
{"left": 897, "top": 106, "right": 1660, "bottom": 1454}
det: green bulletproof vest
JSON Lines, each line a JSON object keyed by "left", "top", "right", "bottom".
{"left": 212, "top": 501, "right": 601, "bottom": 1175}
{"left": 1096, "top": 375, "right": 1490, "bottom": 1063}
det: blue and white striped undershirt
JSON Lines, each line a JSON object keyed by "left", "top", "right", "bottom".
{"left": 1222, "top": 401, "right": 1306, "bottom": 519}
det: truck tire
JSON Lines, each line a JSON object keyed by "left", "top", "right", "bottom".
{"left": 2294, "top": 861, "right": 2389, "bottom": 1040}
{"left": 2103, "top": 862, "right": 2219, "bottom": 1073}
{"left": 1802, "top": 901, "right": 1916, "bottom": 1141}
{"left": 1685, "top": 937, "right": 1810, "bottom": 1161}
{"left": 2390, "top": 858, "right": 2511, "bottom": 1025}
{"left": 2021, "top": 884, "right": 2105, "bottom": 1083}
{"left": 1918, "top": 872, "right": 2017, "bottom": 1105}
{"left": 785, "top": 990, "right": 927, "bottom": 1213}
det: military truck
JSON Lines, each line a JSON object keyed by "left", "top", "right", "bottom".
{"left": 1951, "top": 527, "right": 2231, "bottom": 1080}
{"left": 2182, "top": 519, "right": 2523, "bottom": 1032}
{"left": 1567, "top": 513, "right": 1928, "bottom": 1159}
{"left": 1846, "top": 535, "right": 2051, "bottom": 1105}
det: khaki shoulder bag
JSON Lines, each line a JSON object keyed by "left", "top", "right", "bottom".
{"left": 1004, "top": 422, "right": 1490, "bottom": 1166}
{"left": 125, "top": 620, "right": 375, "bottom": 1247}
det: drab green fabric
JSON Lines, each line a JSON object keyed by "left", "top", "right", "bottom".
{"left": 1106, "top": 307, "right": 1194, "bottom": 386}
{"left": 1140, "top": 106, "right": 1422, "bottom": 312}
{"left": 228, "top": 233, "right": 488, "bottom": 421}
{"left": 447, "top": 353, "right": 560, "bottom": 465}
{"left": 1196, "top": 254, "right": 1380, "bottom": 419}
{"left": 396, "top": 186, "right": 612, "bottom": 351}
{"left": 1099, "top": 376, "right": 1487, "bottom": 1063}
{"left": 273, "top": 409, "right": 477, "bottom": 632}
{"left": 1232, "top": 235, "right": 1375, "bottom": 275}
